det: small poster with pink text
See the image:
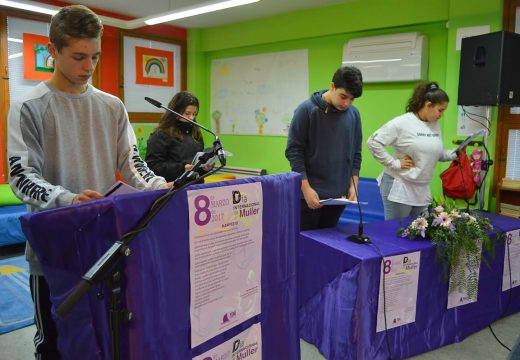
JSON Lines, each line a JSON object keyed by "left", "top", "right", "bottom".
{"left": 192, "top": 322, "right": 262, "bottom": 360}
{"left": 502, "top": 229, "right": 520, "bottom": 291}
{"left": 188, "top": 182, "right": 263, "bottom": 348}
{"left": 376, "top": 251, "right": 420, "bottom": 332}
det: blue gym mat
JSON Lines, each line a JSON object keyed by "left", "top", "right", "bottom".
{"left": 0, "top": 255, "right": 34, "bottom": 334}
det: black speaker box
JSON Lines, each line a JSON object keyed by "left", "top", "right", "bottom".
{"left": 458, "top": 31, "right": 520, "bottom": 106}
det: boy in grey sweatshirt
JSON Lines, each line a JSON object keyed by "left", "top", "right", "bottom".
{"left": 7, "top": 5, "right": 169, "bottom": 358}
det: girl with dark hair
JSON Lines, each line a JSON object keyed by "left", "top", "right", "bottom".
{"left": 146, "top": 91, "right": 212, "bottom": 182}
{"left": 367, "top": 82, "right": 463, "bottom": 220}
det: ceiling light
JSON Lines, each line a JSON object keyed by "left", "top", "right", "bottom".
{"left": 343, "top": 59, "right": 403, "bottom": 64}
{"left": 0, "top": 0, "right": 57, "bottom": 15}
{"left": 145, "top": 0, "right": 260, "bottom": 26}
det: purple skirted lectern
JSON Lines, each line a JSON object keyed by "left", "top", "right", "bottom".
{"left": 21, "top": 173, "right": 301, "bottom": 359}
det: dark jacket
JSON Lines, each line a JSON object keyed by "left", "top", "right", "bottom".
{"left": 285, "top": 90, "right": 362, "bottom": 199}
{"left": 145, "top": 130, "right": 204, "bottom": 182}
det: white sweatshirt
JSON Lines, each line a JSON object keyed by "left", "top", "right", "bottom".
{"left": 367, "top": 112, "right": 456, "bottom": 206}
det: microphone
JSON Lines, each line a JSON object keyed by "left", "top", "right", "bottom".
{"left": 347, "top": 176, "right": 370, "bottom": 244}
{"left": 144, "top": 96, "right": 226, "bottom": 166}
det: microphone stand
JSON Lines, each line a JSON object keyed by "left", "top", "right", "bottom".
{"left": 347, "top": 176, "right": 370, "bottom": 244}
{"left": 56, "top": 98, "right": 227, "bottom": 360}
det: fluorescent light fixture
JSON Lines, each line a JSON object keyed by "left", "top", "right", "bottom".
{"left": 1, "top": 0, "right": 260, "bottom": 29}
{"left": 8, "top": 52, "right": 23, "bottom": 59}
{"left": 0, "top": 0, "right": 58, "bottom": 15}
{"left": 343, "top": 58, "right": 402, "bottom": 64}
{"left": 145, "top": 0, "right": 260, "bottom": 25}
{"left": 8, "top": 37, "right": 23, "bottom": 43}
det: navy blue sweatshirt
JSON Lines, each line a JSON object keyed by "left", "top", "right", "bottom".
{"left": 285, "top": 90, "right": 362, "bottom": 199}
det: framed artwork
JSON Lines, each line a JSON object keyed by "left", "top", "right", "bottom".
{"left": 135, "top": 46, "right": 174, "bottom": 87}
{"left": 23, "top": 33, "right": 53, "bottom": 81}
{"left": 120, "top": 31, "right": 185, "bottom": 118}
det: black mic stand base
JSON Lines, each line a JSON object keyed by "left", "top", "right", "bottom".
{"left": 347, "top": 234, "right": 371, "bottom": 244}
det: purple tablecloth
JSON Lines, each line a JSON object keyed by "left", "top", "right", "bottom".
{"left": 21, "top": 173, "right": 301, "bottom": 359}
{"left": 299, "top": 213, "right": 520, "bottom": 359}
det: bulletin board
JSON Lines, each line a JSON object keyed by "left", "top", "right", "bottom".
{"left": 210, "top": 49, "right": 309, "bottom": 136}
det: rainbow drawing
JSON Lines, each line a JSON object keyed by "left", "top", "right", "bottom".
{"left": 135, "top": 46, "right": 174, "bottom": 86}
{"left": 143, "top": 55, "right": 168, "bottom": 80}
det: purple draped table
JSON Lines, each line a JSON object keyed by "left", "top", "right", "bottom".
{"left": 21, "top": 173, "right": 301, "bottom": 359}
{"left": 299, "top": 213, "right": 520, "bottom": 360}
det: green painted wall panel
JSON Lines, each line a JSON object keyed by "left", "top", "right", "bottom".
{"left": 186, "top": 0, "right": 502, "bottom": 209}
{"left": 199, "top": 0, "right": 449, "bottom": 51}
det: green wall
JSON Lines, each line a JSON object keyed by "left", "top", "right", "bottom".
{"left": 187, "top": 0, "right": 503, "bottom": 209}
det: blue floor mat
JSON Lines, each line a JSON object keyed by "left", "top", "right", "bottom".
{"left": 0, "top": 255, "right": 34, "bottom": 334}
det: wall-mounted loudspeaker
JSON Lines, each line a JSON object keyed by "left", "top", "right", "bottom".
{"left": 458, "top": 31, "right": 520, "bottom": 106}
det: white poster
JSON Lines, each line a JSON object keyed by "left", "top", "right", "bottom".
{"left": 447, "top": 241, "right": 483, "bottom": 309}
{"left": 192, "top": 323, "right": 262, "bottom": 360}
{"left": 376, "top": 251, "right": 421, "bottom": 332}
{"left": 502, "top": 229, "right": 520, "bottom": 291}
{"left": 188, "top": 183, "right": 263, "bottom": 348}
{"left": 457, "top": 106, "right": 489, "bottom": 136}
{"left": 210, "top": 49, "right": 308, "bottom": 136}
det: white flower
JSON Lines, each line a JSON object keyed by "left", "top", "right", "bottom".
{"left": 438, "top": 212, "right": 452, "bottom": 227}
{"left": 415, "top": 217, "right": 428, "bottom": 229}
{"left": 434, "top": 206, "right": 444, "bottom": 213}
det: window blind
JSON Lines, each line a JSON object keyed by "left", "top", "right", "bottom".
{"left": 505, "top": 129, "right": 520, "bottom": 180}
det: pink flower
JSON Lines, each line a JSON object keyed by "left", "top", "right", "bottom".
{"left": 438, "top": 212, "right": 452, "bottom": 227}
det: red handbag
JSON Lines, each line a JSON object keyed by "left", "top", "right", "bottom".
{"left": 440, "top": 153, "right": 476, "bottom": 200}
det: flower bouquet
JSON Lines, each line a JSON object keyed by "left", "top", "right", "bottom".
{"left": 398, "top": 201, "right": 496, "bottom": 299}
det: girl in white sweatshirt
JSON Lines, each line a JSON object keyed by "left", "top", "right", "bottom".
{"left": 367, "top": 82, "right": 460, "bottom": 220}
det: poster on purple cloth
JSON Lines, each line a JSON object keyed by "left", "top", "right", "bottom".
{"left": 188, "top": 183, "right": 263, "bottom": 348}
{"left": 447, "top": 240, "right": 482, "bottom": 308}
{"left": 192, "top": 322, "right": 262, "bottom": 360}
{"left": 502, "top": 229, "right": 520, "bottom": 291}
{"left": 376, "top": 251, "right": 420, "bottom": 332}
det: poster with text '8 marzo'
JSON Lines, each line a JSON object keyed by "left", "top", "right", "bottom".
{"left": 188, "top": 182, "right": 263, "bottom": 348}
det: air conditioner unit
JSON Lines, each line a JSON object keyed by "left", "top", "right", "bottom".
{"left": 342, "top": 32, "right": 429, "bottom": 83}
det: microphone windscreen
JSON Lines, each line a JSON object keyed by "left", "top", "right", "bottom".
{"left": 144, "top": 97, "right": 162, "bottom": 108}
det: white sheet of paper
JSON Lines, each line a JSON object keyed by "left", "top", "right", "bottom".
{"left": 319, "top": 198, "right": 368, "bottom": 206}
{"left": 103, "top": 181, "right": 138, "bottom": 197}
{"left": 376, "top": 251, "right": 421, "bottom": 332}
{"left": 454, "top": 128, "right": 486, "bottom": 153}
{"left": 192, "top": 151, "right": 218, "bottom": 166}
{"left": 192, "top": 150, "right": 233, "bottom": 166}
{"left": 502, "top": 229, "right": 520, "bottom": 291}
{"left": 188, "top": 182, "right": 263, "bottom": 348}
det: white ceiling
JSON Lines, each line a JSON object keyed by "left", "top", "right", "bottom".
{"left": 59, "top": 0, "right": 351, "bottom": 28}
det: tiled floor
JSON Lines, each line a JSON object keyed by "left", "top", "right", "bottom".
{"left": 1, "top": 312, "right": 519, "bottom": 359}
{"left": 1, "top": 243, "right": 519, "bottom": 359}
